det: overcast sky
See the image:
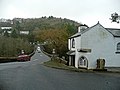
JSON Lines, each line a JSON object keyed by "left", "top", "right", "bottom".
{"left": 0, "top": 0, "right": 120, "bottom": 28}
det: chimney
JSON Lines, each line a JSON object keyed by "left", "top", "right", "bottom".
{"left": 78, "top": 24, "right": 88, "bottom": 32}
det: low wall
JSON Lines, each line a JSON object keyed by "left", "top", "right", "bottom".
{"left": 0, "top": 57, "right": 17, "bottom": 63}
{"left": 0, "top": 51, "right": 35, "bottom": 63}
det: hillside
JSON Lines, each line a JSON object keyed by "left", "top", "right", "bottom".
{"left": 0, "top": 16, "right": 80, "bottom": 34}
{"left": 0, "top": 16, "right": 81, "bottom": 57}
{"left": 20, "top": 16, "right": 80, "bottom": 34}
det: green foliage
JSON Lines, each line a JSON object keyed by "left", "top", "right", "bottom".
{"left": 0, "top": 27, "right": 2, "bottom": 33}
{"left": 22, "top": 16, "right": 79, "bottom": 57}
{"left": 62, "top": 23, "right": 77, "bottom": 36}
{"left": 28, "top": 31, "right": 35, "bottom": 42}
{"left": 0, "top": 36, "right": 34, "bottom": 57}
{"left": 4, "top": 31, "right": 9, "bottom": 37}
{"left": 11, "top": 29, "right": 19, "bottom": 38}
{"left": 0, "top": 16, "right": 80, "bottom": 57}
{"left": 13, "top": 16, "right": 79, "bottom": 33}
{"left": 35, "top": 29, "right": 69, "bottom": 57}
{"left": 13, "top": 21, "right": 21, "bottom": 31}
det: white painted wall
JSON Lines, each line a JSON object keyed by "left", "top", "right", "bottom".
{"left": 113, "top": 37, "right": 120, "bottom": 67}
{"left": 20, "top": 31, "right": 29, "bottom": 35}
{"left": 68, "top": 23, "right": 120, "bottom": 69}
{"left": 1, "top": 27, "right": 12, "bottom": 29}
{"left": 75, "top": 36, "right": 81, "bottom": 50}
{"left": 75, "top": 23, "right": 120, "bottom": 69}
{"left": 69, "top": 38, "right": 76, "bottom": 51}
{"left": 74, "top": 36, "right": 81, "bottom": 68}
{"left": 68, "top": 39, "right": 71, "bottom": 50}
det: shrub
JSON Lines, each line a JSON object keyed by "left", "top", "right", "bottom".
{"left": 0, "top": 36, "right": 34, "bottom": 57}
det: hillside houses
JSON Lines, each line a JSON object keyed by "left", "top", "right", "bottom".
{"left": 0, "top": 18, "right": 29, "bottom": 35}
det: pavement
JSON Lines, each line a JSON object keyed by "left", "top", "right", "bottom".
{"left": 105, "top": 67, "right": 120, "bottom": 73}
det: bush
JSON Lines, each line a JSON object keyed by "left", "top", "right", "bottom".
{"left": 0, "top": 36, "right": 34, "bottom": 57}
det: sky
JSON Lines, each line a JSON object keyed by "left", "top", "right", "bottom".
{"left": 0, "top": 0, "right": 120, "bottom": 28}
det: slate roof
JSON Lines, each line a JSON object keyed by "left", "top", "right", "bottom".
{"left": 69, "top": 22, "right": 99, "bottom": 38}
{"left": 105, "top": 28, "right": 120, "bottom": 37}
{"left": 70, "top": 32, "right": 81, "bottom": 38}
{"left": 69, "top": 22, "right": 120, "bottom": 38}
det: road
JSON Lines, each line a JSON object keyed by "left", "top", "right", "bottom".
{"left": 0, "top": 49, "right": 120, "bottom": 90}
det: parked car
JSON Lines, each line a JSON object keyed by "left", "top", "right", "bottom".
{"left": 17, "top": 54, "right": 30, "bottom": 61}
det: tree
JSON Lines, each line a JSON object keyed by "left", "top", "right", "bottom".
{"left": 4, "top": 30, "right": 9, "bottom": 37}
{"left": 14, "top": 21, "right": 21, "bottom": 31}
{"left": 35, "top": 29, "right": 69, "bottom": 57}
{"left": 0, "top": 36, "right": 34, "bottom": 57}
{"left": 28, "top": 31, "right": 35, "bottom": 43}
{"left": 11, "top": 29, "right": 19, "bottom": 38}
{"left": 63, "top": 23, "right": 77, "bottom": 36}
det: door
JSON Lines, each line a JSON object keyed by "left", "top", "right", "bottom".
{"left": 71, "top": 55, "right": 75, "bottom": 66}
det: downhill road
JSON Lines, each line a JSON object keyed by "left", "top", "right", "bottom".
{"left": 0, "top": 48, "right": 120, "bottom": 90}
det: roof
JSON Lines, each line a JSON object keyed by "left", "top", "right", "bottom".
{"left": 69, "top": 22, "right": 99, "bottom": 39}
{"left": 70, "top": 32, "right": 81, "bottom": 38}
{"left": 105, "top": 28, "right": 120, "bottom": 37}
{"left": 69, "top": 22, "right": 120, "bottom": 38}
{"left": 66, "top": 50, "right": 75, "bottom": 55}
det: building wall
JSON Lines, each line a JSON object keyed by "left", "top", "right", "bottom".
{"left": 113, "top": 37, "right": 120, "bottom": 67}
{"left": 68, "top": 39, "right": 71, "bottom": 50}
{"left": 20, "top": 31, "right": 29, "bottom": 35}
{"left": 68, "top": 36, "right": 81, "bottom": 67}
{"left": 1, "top": 27, "right": 12, "bottom": 29}
{"left": 68, "top": 36, "right": 81, "bottom": 51}
{"left": 74, "top": 36, "right": 81, "bottom": 68}
{"left": 75, "top": 24, "right": 120, "bottom": 69}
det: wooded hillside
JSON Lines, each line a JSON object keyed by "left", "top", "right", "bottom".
{"left": 0, "top": 16, "right": 81, "bottom": 57}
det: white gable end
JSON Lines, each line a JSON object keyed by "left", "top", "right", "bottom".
{"left": 68, "top": 22, "right": 120, "bottom": 69}
{"left": 79, "top": 23, "right": 116, "bottom": 69}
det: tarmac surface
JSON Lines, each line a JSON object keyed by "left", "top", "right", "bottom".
{"left": 0, "top": 49, "right": 120, "bottom": 90}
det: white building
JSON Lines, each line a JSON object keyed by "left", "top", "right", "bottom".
{"left": 20, "top": 31, "right": 29, "bottom": 35}
{"left": 1, "top": 27, "right": 12, "bottom": 30}
{"left": 1, "top": 27, "right": 29, "bottom": 35}
{"left": 67, "top": 22, "right": 120, "bottom": 69}
{"left": 1, "top": 27, "right": 12, "bottom": 34}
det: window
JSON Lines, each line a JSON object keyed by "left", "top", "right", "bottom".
{"left": 72, "top": 39, "right": 75, "bottom": 48}
{"left": 117, "top": 42, "right": 120, "bottom": 51}
{"left": 116, "top": 42, "right": 120, "bottom": 54}
{"left": 79, "top": 56, "right": 86, "bottom": 66}
{"left": 78, "top": 56, "right": 88, "bottom": 68}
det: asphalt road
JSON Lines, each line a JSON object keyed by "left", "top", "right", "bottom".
{"left": 0, "top": 49, "right": 120, "bottom": 90}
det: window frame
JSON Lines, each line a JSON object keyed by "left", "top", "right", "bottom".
{"left": 72, "top": 38, "right": 75, "bottom": 48}
{"left": 116, "top": 42, "right": 120, "bottom": 54}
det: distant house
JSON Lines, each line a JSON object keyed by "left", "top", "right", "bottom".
{"left": 67, "top": 22, "right": 120, "bottom": 69}
{"left": 1, "top": 27, "right": 12, "bottom": 30}
{"left": 0, "top": 27, "right": 12, "bottom": 34}
{"left": 20, "top": 31, "right": 29, "bottom": 35}
{"left": 0, "top": 27, "right": 29, "bottom": 35}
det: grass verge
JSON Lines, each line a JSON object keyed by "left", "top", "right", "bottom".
{"left": 44, "top": 60, "right": 120, "bottom": 74}
{"left": 43, "top": 60, "right": 93, "bottom": 73}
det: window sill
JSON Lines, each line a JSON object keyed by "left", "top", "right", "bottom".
{"left": 115, "top": 52, "right": 120, "bottom": 54}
